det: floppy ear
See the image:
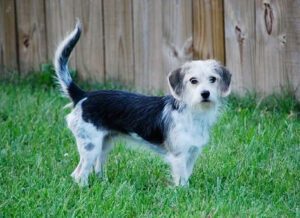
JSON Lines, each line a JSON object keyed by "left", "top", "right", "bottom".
{"left": 168, "top": 68, "right": 184, "bottom": 100}
{"left": 216, "top": 65, "right": 232, "bottom": 97}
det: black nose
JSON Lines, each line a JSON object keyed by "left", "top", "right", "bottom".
{"left": 201, "top": 90, "right": 210, "bottom": 99}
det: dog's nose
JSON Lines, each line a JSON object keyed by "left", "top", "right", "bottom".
{"left": 201, "top": 90, "right": 210, "bottom": 99}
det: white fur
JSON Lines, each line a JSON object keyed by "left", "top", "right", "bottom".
{"left": 64, "top": 60, "right": 229, "bottom": 187}
{"left": 164, "top": 104, "right": 218, "bottom": 186}
{"left": 66, "top": 98, "right": 108, "bottom": 186}
{"left": 54, "top": 21, "right": 81, "bottom": 97}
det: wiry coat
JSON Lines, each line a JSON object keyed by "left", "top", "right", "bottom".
{"left": 54, "top": 20, "right": 231, "bottom": 187}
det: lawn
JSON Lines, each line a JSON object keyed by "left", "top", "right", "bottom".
{"left": 0, "top": 76, "right": 299, "bottom": 217}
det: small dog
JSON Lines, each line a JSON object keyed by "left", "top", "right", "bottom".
{"left": 54, "top": 21, "right": 231, "bottom": 187}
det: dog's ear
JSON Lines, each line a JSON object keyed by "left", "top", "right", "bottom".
{"left": 168, "top": 68, "right": 185, "bottom": 100}
{"left": 216, "top": 65, "right": 232, "bottom": 97}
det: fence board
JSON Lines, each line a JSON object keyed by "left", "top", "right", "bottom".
{"left": 193, "top": 0, "right": 225, "bottom": 63}
{"left": 133, "top": 0, "right": 193, "bottom": 92}
{"left": 162, "top": 0, "right": 193, "bottom": 91}
{"left": 285, "top": 0, "right": 300, "bottom": 99}
{"left": 255, "top": 0, "right": 286, "bottom": 94}
{"left": 16, "top": 0, "right": 47, "bottom": 74}
{"left": 1, "top": 0, "right": 299, "bottom": 98}
{"left": 224, "top": 0, "right": 256, "bottom": 93}
{"left": 103, "top": 0, "right": 134, "bottom": 85}
{"left": 133, "top": 0, "right": 163, "bottom": 91}
{"left": 45, "top": 0, "right": 76, "bottom": 70}
{"left": 0, "top": 0, "right": 18, "bottom": 75}
{"left": 74, "top": 0, "right": 105, "bottom": 82}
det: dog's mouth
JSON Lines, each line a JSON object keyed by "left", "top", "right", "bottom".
{"left": 193, "top": 99, "right": 214, "bottom": 110}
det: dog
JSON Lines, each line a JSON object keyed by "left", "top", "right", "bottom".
{"left": 54, "top": 20, "right": 231, "bottom": 187}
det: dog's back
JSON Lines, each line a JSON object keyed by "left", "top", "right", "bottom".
{"left": 81, "top": 90, "right": 173, "bottom": 144}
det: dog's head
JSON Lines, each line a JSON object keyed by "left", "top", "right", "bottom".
{"left": 168, "top": 60, "right": 231, "bottom": 110}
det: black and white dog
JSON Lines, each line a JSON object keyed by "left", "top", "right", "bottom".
{"left": 54, "top": 21, "right": 231, "bottom": 187}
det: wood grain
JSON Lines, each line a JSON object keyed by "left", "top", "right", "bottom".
{"left": 45, "top": 0, "right": 76, "bottom": 69}
{"left": 162, "top": 0, "right": 193, "bottom": 92}
{"left": 0, "top": 0, "right": 18, "bottom": 75}
{"left": 133, "top": 0, "right": 193, "bottom": 92}
{"left": 285, "top": 0, "right": 300, "bottom": 99}
{"left": 255, "top": 0, "right": 286, "bottom": 94}
{"left": 74, "top": 0, "right": 105, "bottom": 82}
{"left": 103, "top": 0, "right": 134, "bottom": 86}
{"left": 193, "top": 0, "right": 225, "bottom": 63}
{"left": 224, "top": 0, "right": 256, "bottom": 93}
{"left": 2, "top": 0, "right": 298, "bottom": 98}
{"left": 133, "top": 0, "right": 163, "bottom": 92}
{"left": 15, "top": 0, "right": 47, "bottom": 74}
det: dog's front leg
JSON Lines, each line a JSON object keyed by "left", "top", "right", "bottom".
{"left": 186, "top": 146, "right": 200, "bottom": 178}
{"left": 167, "top": 154, "right": 189, "bottom": 186}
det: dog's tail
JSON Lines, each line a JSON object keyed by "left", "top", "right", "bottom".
{"left": 54, "top": 19, "right": 86, "bottom": 105}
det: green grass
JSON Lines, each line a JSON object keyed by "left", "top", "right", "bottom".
{"left": 0, "top": 75, "right": 299, "bottom": 217}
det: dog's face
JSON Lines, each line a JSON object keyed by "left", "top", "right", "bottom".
{"left": 168, "top": 60, "right": 231, "bottom": 110}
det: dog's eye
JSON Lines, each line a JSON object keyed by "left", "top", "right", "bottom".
{"left": 189, "top": 78, "right": 198, "bottom": 85}
{"left": 209, "top": 76, "right": 217, "bottom": 83}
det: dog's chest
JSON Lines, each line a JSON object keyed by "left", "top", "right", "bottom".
{"left": 167, "top": 110, "right": 212, "bottom": 151}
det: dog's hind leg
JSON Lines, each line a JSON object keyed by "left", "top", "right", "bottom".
{"left": 71, "top": 157, "right": 83, "bottom": 180}
{"left": 71, "top": 128, "right": 106, "bottom": 186}
{"left": 94, "top": 137, "right": 113, "bottom": 179}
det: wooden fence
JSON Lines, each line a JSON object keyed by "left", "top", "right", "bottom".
{"left": 0, "top": 0, "right": 299, "bottom": 97}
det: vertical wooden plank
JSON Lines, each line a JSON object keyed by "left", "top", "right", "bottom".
{"left": 103, "top": 0, "right": 134, "bottom": 86}
{"left": 255, "top": 0, "right": 286, "bottom": 94}
{"left": 193, "top": 0, "right": 225, "bottom": 63}
{"left": 74, "top": 0, "right": 105, "bottom": 82}
{"left": 285, "top": 0, "right": 300, "bottom": 99}
{"left": 224, "top": 0, "right": 256, "bottom": 93}
{"left": 0, "top": 0, "right": 18, "bottom": 76}
{"left": 133, "top": 0, "right": 163, "bottom": 92}
{"left": 133, "top": 0, "right": 193, "bottom": 92}
{"left": 162, "top": 0, "right": 193, "bottom": 92}
{"left": 45, "top": 0, "right": 76, "bottom": 70}
{"left": 16, "top": 0, "right": 47, "bottom": 74}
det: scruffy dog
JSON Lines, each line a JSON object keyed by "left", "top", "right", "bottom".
{"left": 54, "top": 21, "right": 231, "bottom": 187}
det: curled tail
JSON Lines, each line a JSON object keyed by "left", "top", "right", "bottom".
{"left": 54, "top": 20, "right": 86, "bottom": 105}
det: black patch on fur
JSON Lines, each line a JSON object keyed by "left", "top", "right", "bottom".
{"left": 57, "top": 22, "right": 85, "bottom": 105}
{"left": 68, "top": 82, "right": 86, "bottom": 105}
{"left": 215, "top": 66, "right": 232, "bottom": 93}
{"left": 59, "top": 25, "right": 82, "bottom": 68}
{"left": 85, "top": 143, "right": 95, "bottom": 151}
{"left": 81, "top": 90, "right": 179, "bottom": 145}
{"left": 168, "top": 68, "right": 184, "bottom": 97}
